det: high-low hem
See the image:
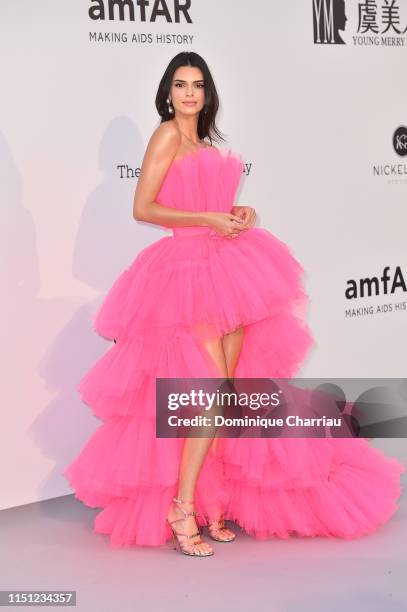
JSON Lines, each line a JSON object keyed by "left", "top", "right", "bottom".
{"left": 64, "top": 145, "right": 404, "bottom": 548}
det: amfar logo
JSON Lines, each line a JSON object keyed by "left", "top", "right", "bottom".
{"left": 345, "top": 266, "right": 406, "bottom": 299}
{"left": 393, "top": 126, "right": 407, "bottom": 157}
{"left": 88, "top": 0, "right": 192, "bottom": 22}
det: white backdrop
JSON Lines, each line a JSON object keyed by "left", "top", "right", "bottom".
{"left": 1, "top": 0, "right": 406, "bottom": 509}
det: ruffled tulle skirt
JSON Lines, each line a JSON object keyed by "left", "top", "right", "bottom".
{"left": 64, "top": 227, "right": 404, "bottom": 547}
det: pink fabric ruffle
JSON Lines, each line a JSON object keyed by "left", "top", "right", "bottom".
{"left": 64, "top": 147, "right": 404, "bottom": 547}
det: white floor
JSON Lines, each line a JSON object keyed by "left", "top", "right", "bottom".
{"left": 1, "top": 483, "right": 407, "bottom": 612}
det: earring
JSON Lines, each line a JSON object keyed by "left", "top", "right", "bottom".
{"left": 166, "top": 97, "right": 173, "bottom": 114}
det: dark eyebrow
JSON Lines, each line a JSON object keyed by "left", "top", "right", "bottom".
{"left": 173, "top": 79, "right": 204, "bottom": 83}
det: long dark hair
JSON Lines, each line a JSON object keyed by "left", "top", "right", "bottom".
{"left": 155, "top": 52, "right": 226, "bottom": 145}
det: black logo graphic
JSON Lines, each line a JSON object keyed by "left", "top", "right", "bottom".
{"left": 313, "top": 0, "right": 347, "bottom": 44}
{"left": 313, "top": 1, "right": 407, "bottom": 45}
{"left": 393, "top": 126, "right": 407, "bottom": 157}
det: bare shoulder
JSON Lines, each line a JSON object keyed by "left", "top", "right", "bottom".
{"left": 144, "top": 120, "right": 181, "bottom": 165}
{"left": 151, "top": 120, "right": 181, "bottom": 145}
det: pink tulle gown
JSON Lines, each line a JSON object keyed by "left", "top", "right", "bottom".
{"left": 64, "top": 146, "right": 404, "bottom": 547}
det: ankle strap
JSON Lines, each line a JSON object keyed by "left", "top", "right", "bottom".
{"left": 173, "top": 496, "right": 194, "bottom": 504}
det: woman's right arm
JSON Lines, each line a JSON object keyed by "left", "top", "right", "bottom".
{"left": 133, "top": 123, "right": 246, "bottom": 236}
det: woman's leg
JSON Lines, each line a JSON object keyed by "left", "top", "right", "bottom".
{"left": 222, "top": 325, "right": 244, "bottom": 378}
{"left": 167, "top": 336, "right": 229, "bottom": 554}
{"left": 204, "top": 326, "right": 245, "bottom": 540}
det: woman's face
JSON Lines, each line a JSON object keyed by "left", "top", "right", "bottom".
{"left": 169, "top": 65, "right": 205, "bottom": 116}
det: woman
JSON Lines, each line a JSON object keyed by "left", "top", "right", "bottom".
{"left": 64, "top": 52, "right": 404, "bottom": 557}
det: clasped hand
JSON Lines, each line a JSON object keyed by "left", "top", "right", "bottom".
{"left": 207, "top": 205, "right": 256, "bottom": 239}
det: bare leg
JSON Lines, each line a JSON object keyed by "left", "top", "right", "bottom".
{"left": 167, "top": 336, "right": 228, "bottom": 555}
{"left": 206, "top": 325, "right": 245, "bottom": 541}
{"left": 222, "top": 325, "right": 244, "bottom": 379}
{"left": 210, "top": 325, "right": 244, "bottom": 454}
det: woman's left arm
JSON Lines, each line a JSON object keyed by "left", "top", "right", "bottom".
{"left": 230, "top": 205, "right": 256, "bottom": 228}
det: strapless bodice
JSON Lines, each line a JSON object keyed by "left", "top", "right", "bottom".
{"left": 155, "top": 146, "right": 244, "bottom": 237}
